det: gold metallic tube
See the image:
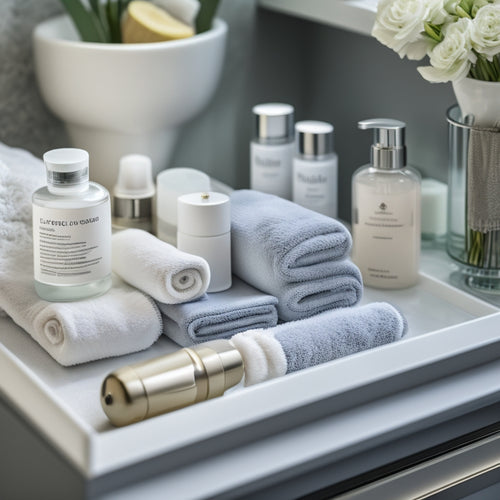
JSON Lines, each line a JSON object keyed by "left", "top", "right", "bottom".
{"left": 101, "top": 339, "right": 244, "bottom": 427}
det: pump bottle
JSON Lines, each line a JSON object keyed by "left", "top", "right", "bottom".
{"left": 351, "top": 119, "right": 421, "bottom": 289}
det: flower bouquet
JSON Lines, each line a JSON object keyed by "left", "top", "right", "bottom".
{"left": 372, "top": 1, "right": 500, "bottom": 287}
{"left": 372, "top": 0, "right": 500, "bottom": 83}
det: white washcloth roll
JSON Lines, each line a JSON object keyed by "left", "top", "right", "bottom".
{"left": 112, "top": 229, "right": 210, "bottom": 304}
{"left": 33, "top": 276, "right": 162, "bottom": 366}
{"left": 0, "top": 143, "right": 162, "bottom": 366}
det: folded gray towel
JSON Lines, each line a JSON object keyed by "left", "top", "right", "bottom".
{"left": 231, "top": 302, "right": 407, "bottom": 386}
{"left": 158, "top": 277, "right": 278, "bottom": 346}
{"left": 230, "top": 190, "right": 362, "bottom": 321}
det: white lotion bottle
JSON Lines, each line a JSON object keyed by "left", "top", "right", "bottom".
{"left": 32, "top": 148, "right": 112, "bottom": 301}
{"left": 177, "top": 192, "right": 231, "bottom": 293}
{"left": 351, "top": 119, "right": 421, "bottom": 289}
{"left": 293, "top": 120, "right": 338, "bottom": 218}
{"left": 250, "top": 103, "right": 295, "bottom": 199}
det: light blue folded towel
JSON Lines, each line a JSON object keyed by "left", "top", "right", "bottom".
{"left": 274, "top": 302, "right": 408, "bottom": 373}
{"left": 230, "top": 190, "right": 362, "bottom": 321}
{"left": 158, "top": 277, "right": 278, "bottom": 346}
{"left": 231, "top": 302, "right": 407, "bottom": 386}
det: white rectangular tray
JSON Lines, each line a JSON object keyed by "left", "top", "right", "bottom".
{"left": 1, "top": 258, "right": 499, "bottom": 481}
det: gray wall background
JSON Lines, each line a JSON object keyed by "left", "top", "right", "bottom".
{"left": 0, "top": 0, "right": 455, "bottom": 222}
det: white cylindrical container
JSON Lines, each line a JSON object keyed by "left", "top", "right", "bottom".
{"left": 32, "top": 148, "right": 112, "bottom": 301}
{"left": 177, "top": 192, "right": 231, "bottom": 293}
{"left": 156, "top": 168, "right": 211, "bottom": 245}
{"left": 250, "top": 103, "right": 295, "bottom": 200}
{"left": 351, "top": 119, "right": 421, "bottom": 289}
{"left": 421, "top": 178, "right": 447, "bottom": 241}
{"left": 292, "top": 120, "right": 338, "bottom": 218}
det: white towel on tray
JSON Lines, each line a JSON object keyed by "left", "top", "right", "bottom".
{"left": 112, "top": 228, "right": 210, "bottom": 304}
{"left": 0, "top": 142, "right": 162, "bottom": 366}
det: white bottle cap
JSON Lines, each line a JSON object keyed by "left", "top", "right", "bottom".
{"left": 177, "top": 192, "right": 230, "bottom": 237}
{"left": 43, "top": 148, "right": 89, "bottom": 172}
{"left": 43, "top": 148, "right": 90, "bottom": 192}
{"left": 115, "top": 154, "right": 155, "bottom": 198}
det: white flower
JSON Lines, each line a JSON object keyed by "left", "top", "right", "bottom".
{"left": 418, "top": 18, "right": 475, "bottom": 82}
{"left": 427, "top": 0, "right": 453, "bottom": 24}
{"left": 372, "top": 0, "right": 431, "bottom": 60}
{"left": 471, "top": 4, "right": 500, "bottom": 60}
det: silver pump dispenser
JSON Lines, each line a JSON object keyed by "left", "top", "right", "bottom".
{"left": 358, "top": 118, "right": 406, "bottom": 170}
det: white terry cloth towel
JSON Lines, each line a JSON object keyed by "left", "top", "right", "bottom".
{"left": 0, "top": 142, "right": 162, "bottom": 366}
{"left": 112, "top": 228, "right": 210, "bottom": 304}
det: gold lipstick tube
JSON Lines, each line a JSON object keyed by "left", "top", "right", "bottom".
{"left": 101, "top": 339, "right": 244, "bottom": 427}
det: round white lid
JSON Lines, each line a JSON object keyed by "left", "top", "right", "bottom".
{"left": 43, "top": 148, "right": 89, "bottom": 172}
{"left": 177, "top": 192, "right": 230, "bottom": 237}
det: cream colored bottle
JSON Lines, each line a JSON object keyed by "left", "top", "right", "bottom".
{"left": 351, "top": 119, "right": 421, "bottom": 289}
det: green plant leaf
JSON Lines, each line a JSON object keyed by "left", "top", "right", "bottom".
{"left": 196, "top": 0, "right": 221, "bottom": 33}
{"left": 106, "top": 0, "right": 122, "bottom": 43}
{"left": 424, "top": 22, "right": 443, "bottom": 42}
{"left": 59, "top": 0, "right": 108, "bottom": 42}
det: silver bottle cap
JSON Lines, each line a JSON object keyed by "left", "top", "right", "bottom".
{"left": 296, "top": 121, "right": 334, "bottom": 159}
{"left": 253, "top": 103, "right": 294, "bottom": 144}
{"left": 358, "top": 118, "right": 406, "bottom": 170}
{"left": 43, "top": 148, "right": 89, "bottom": 188}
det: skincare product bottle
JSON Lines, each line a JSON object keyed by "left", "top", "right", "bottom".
{"left": 293, "top": 120, "right": 338, "bottom": 218}
{"left": 351, "top": 119, "right": 421, "bottom": 289}
{"left": 32, "top": 148, "right": 112, "bottom": 301}
{"left": 101, "top": 339, "right": 244, "bottom": 426}
{"left": 251, "top": 103, "right": 294, "bottom": 199}
{"left": 113, "top": 154, "right": 155, "bottom": 232}
{"left": 156, "top": 168, "right": 211, "bottom": 245}
{"left": 177, "top": 192, "right": 231, "bottom": 293}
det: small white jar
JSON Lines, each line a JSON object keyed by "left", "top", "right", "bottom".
{"left": 177, "top": 192, "right": 231, "bottom": 293}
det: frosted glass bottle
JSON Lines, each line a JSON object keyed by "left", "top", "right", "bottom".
{"left": 351, "top": 119, "right": 421, "bottom": 289}
{"left": 250, "top": 103, "right": 294, "bottom": 200}
{"left": 32, "top": 148, "right": 112, "bottom": 301}
{"left": 293, "top": 120, "right": 338, "bottom": 218}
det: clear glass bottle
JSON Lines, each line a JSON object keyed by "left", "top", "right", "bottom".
{"left": 292, "top": 120, "right": 338, "bottom": 218}
{"left": 250, "top": 103, "right": 295, "bottom": 200}
{"left": 32, "top": 148, "right": 112, "bottom": 301}
{"left": 351, "top": 119, "right": 421, "bottom": 289}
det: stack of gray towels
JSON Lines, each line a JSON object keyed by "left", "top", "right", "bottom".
{"left": 230, "top": 190, "right": 362, "bottom": 321}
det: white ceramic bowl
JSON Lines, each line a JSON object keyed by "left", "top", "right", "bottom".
{"left": 33, "top": 15, "right": 227, "bottom": 190}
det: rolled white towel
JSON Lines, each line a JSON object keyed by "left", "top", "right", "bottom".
{"left": 112, "top": 229, "right": 210, "bottom": 304}
{"left": 32, "top": 276, "right": 162, "bottom": 366}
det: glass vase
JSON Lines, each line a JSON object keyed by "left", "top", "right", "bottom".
{"left": 447, "top": 105, "right": 500, "bottom": 292}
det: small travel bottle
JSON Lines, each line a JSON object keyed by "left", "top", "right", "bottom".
{"left": 250, "top": 103, "right": 295, "bottom": 199}
{"left": 177, "top": 192, "right": 231, "bottom": 293}
{"left": 351, "top": 119, "right": 421, "bottom": 289}
{"left": 292, "top": 120, "right": 338, "bottom": 218}
{"left": 113, "top": 154, "right": 155, "bottom": 233}
{"left": 32, "top": 148, "right": 112, "bottom": 301}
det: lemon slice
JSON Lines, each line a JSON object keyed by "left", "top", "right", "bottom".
{"left": 122, "top": 1, "right": 195, "bottom": 43}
